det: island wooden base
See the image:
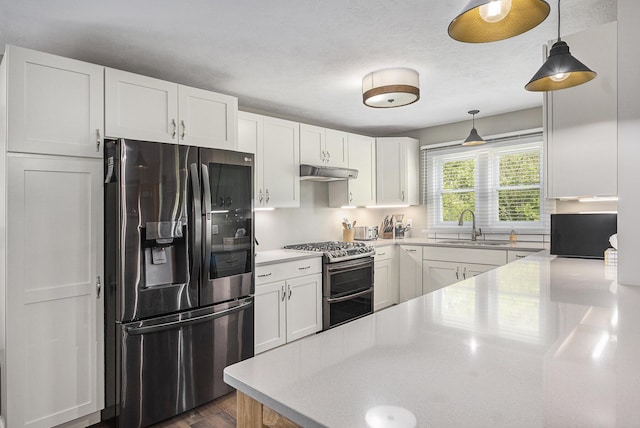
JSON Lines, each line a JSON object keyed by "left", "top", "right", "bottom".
{"left": 237, "top": 391, "right": 301, "bottom": 428}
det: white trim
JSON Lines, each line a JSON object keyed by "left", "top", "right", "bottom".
{"left": 420, "top": 127, "right": 544, "bottom": 151}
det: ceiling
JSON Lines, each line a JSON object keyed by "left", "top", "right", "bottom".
{"left": 0, "top": 0, "right": 616, "bottom": 136}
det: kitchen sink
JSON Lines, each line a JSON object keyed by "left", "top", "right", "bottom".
{"left": 438, "top": 240, "right": 510, "bottom": 246}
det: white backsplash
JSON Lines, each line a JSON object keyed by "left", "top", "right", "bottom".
{"left": 255, "top": 181, "right": 428, "bottom": 250}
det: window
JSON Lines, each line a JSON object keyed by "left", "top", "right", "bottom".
{"left": 424, "top": 133, "right": 550, "bottom": 234}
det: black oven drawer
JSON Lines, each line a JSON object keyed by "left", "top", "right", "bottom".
{"left": 323, "top": 287, "right": 373, "bottom": 330}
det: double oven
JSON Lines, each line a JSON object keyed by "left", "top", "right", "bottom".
{"left": 284, "top": 241, "right": 375, "bottom": 330}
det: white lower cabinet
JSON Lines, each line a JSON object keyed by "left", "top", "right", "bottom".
{"left": 423, "top": 260, "right": 496, "bottom": 293}
{"left": 4, "top": 155, "right": 104, "bottom": 428}
{"left": 398, "top": 245, "right": 423, "bottom": 302}
{"left": 373, "top": 246, "right": 397, "bottom": 311}
{"left": 254, "top": 258, "right": 322, "bottom": 354}
{"left": 422, "top": 247, "right": 507, "bottom": 294}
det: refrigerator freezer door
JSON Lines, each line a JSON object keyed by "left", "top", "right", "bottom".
{"left": 119, "top": 298, "right": 254, "bottom": 427}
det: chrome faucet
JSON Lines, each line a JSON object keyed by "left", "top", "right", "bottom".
{"left": 458, "top": 209, "right": 482, "bottom": 241}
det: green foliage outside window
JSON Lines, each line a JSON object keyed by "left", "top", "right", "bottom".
{"left": 441, "top": 159, "right": 475, "bottom": 222}
{"left": 498, "top": 151, "right": 540, "bottom": 222}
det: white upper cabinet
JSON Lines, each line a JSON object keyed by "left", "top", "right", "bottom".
{"left": 105, "top": 68, "right": 237, "bottom": 149}
{"left": 328, "top": 132, "right": 376, "bottom": 207}
{"left": 177, "top": 84, "right": 237, "bottom": 149}
{"left": 5, "top": 45, "right": 104, "bottom": 158}
{"left": 300, "top": 123, "right": 348, "bottom": 167}
{"left": 239, "top": 111, "right": 300, "bottom": 208}
{"left": 376, "top": 137, "right": 419, "bottom": 205}
{"left": 545, "top": 22, "right": 617, "bottom": 198}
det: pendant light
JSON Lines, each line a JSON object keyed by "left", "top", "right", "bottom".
{"left": 362, "top": 68, "right": 420, "bottom": 108}
{"left": 462, "top": 110, "right": 486, "bottom": 146}
{"left": 525, "top": 0, "right": 596, "bottom": 91}
{"left": 448, "top": 0, "right": 550, "bottom": 43}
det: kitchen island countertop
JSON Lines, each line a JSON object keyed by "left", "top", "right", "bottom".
{"left": 226, "top": 252, "right": 639, "bottom": 427}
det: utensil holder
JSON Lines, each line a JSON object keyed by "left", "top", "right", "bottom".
{"left": 343, "top": 229, "right": 355, "bottom": 242}
{"left": 382, "top": 230, "right": 393, "bottom": 239}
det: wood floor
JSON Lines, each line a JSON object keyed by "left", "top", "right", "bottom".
{"left": 93, "top": 391, "right": 300, "bottom": 428}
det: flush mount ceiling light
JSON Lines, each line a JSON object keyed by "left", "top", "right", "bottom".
{"left": 448, "top": 0, "right": 550, "bottom": 43}
{"left": 362, "top": 68, "right": 420, "bottom": 108}
{"left": 462, "top": 110, "right": 486, "bottom": 146}
{"left": 525, "top": 0, "right": 596, "bottom": 91}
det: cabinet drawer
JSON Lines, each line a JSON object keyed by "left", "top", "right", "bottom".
{"left": 256, "top": 257, "right": 322, "bottom": 286}
{"left": 423, "top": 246, "right": 506, "bottom": 266}
{"left": 507, "top": 250, "right": 537, "bottom": 263}
{"left": 374, "top": 246, "right": 394, "bottom": 261}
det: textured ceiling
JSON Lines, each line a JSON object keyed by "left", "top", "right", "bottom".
{"left": 0, "top": 0, "right": 616, "bottom": 136}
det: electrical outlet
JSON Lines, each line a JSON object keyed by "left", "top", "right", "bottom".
{"left": 406, "top": 218, "right": 412, "bottom": 227}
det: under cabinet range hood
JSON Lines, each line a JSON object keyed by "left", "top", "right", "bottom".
{"left": 299, "top": 164, "right": 358, "bottom": 181}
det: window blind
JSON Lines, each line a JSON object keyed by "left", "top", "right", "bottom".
{"left": 422, "top": 132, "right": 553, "bottom": 234}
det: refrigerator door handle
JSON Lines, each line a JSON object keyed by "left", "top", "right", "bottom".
{"left": 190, "top": 163, "right": 202, "bottom": 281}
{"left": 201, "top": 164, "right": 212, "bottom": 281}
{"left": 124, "top": 298, "right": 253, "bottom": 335}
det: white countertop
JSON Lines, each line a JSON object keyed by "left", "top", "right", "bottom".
{"left": 255, "top": 249, "right": 322, "bottom": 266}
{"left": 226, "top": 253, "right": 639, "bottom": 427}
{"left": 370, "top": 237, "right": 548, "bottom": 252}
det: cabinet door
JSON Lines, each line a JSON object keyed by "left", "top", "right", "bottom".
{"left": 237, "top": 111, "right": 260, "bottom": 155}
{"left": 324, "top": 128, "right": 348, "bottom": 168}
{"left": 374, "top": 259, "right": 392, "bottom": 311}
{"left": 348, "top": 133, "right": 376, "bottom": 206}
{"left": 399, "top": 246, "right": 423, "bottom": 300}
{"left": 6, "top": 155, "right": 103, "bottom": 428}
{"left": 403, "top": 138, "right": 420, "bottom": 205}
{"left": 376, "top": 138, "right": 403, "bottom": 204}
{"left": 423, "top": 260, "right": 461, "bottom": 294}
{"left": 6, "top": 45, "right": 104, "bottom": 158}
{"left": 177, "top": 85, "right": 237, "bottom": 149}
{"left": 286, "top": 274, "right": 322, "bottom": 342}
{"left": 299, "top": 123, "right": 325, "bottom": 165}
{"left": 546, "top": 22, "right": 617, "bottom": 198}
{"left": 462, "top": 262, "right": 496, "bottom": 279}
{"left": 254, "top": 281, "right": 287, "bottom": 354}
{"left": 105, "top": 68, "right": 178, "bottom": 143}
{"left": 262, "top": 117, "right": 300, "bottom": 208}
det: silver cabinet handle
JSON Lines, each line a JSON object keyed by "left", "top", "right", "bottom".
{"left": 257, "top": 272, "right": 272, "bottom": 278}
{"left": 96, "top": 129, "right": 101, "bottom": 152}
{"left": 321, "top": 151, "right": 327, "bottom": 163}
{"left": 401, "top": 190, "right": 405, "bottom": 201}
{"left": 349, "top": 192, "right": 353, "bottom": 203}
{"left": 259, "top": 189, "right": 264, "bottom": 203}
{"left": 516, "top": 255, "right": 526, "bottom": 259}
{"left": 266, "top": 189, "right": 270, "bottom": 203}
{"left": 455, "top": 266, "right": 459, "bottom": 280}
{"left": 96, "top": 276, "right": 101, "bottom": 299}
{"left": 406, "top": 249, "right": 417, "bottom": 252}
{"left": 288, "top": 284, "right": 292, "bottom": 300}
{"left": 171, "top": 119, "right": 177, "bottom": 138}
{"left": 281, "top": 285, "right": 286, "bottom": 302}
{"left": 181, "top": 120, "right": 186, "bottom": 140}
{"left": 463, "top": 267, "right": 467, "bottom": 279}
{"left": 298, "top": 265, "right": 311, "bottom": 270}
{"left": 378, "top": 252, "right": 386, "bottom": 256}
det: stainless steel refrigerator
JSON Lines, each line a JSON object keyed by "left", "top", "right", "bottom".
{"left": 103, "top": 139, "right": 254, "bottom": 427}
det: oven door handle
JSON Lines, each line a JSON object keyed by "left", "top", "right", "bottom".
{"left": 326, "top": 287, "right": 373, "bottom": 304}
{"left": 326, "top": 259, "right": 373, "bottom": 275}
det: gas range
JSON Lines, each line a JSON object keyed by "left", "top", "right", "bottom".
{"left": 284, "top": 241, "right": 375, "bottom": 263}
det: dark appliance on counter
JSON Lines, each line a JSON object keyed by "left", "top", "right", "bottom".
{"left": 550, "top": 213, "right": 617, "bottom": 259}
{"left": 283, "top": 241, "right": 375, "bottom": 330}
{"left": 103, "top": 139, "right": 254, "bottom": 427}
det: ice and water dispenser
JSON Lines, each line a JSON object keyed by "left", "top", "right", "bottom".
{"left": 142, "top": 220, "right": 188, "bottom": 288}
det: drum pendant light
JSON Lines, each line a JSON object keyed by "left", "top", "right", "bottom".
{"left": 462, "top": 110, "right": 486, "bottom": 146}
{"left": 362, "top": 68, "right": 420, "bottom": 108}
{"left": 448, "top": 0, "right": 550, "bottom": 43}
{"left": 525, "top": 0, "right": 596, "bottom": 91}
